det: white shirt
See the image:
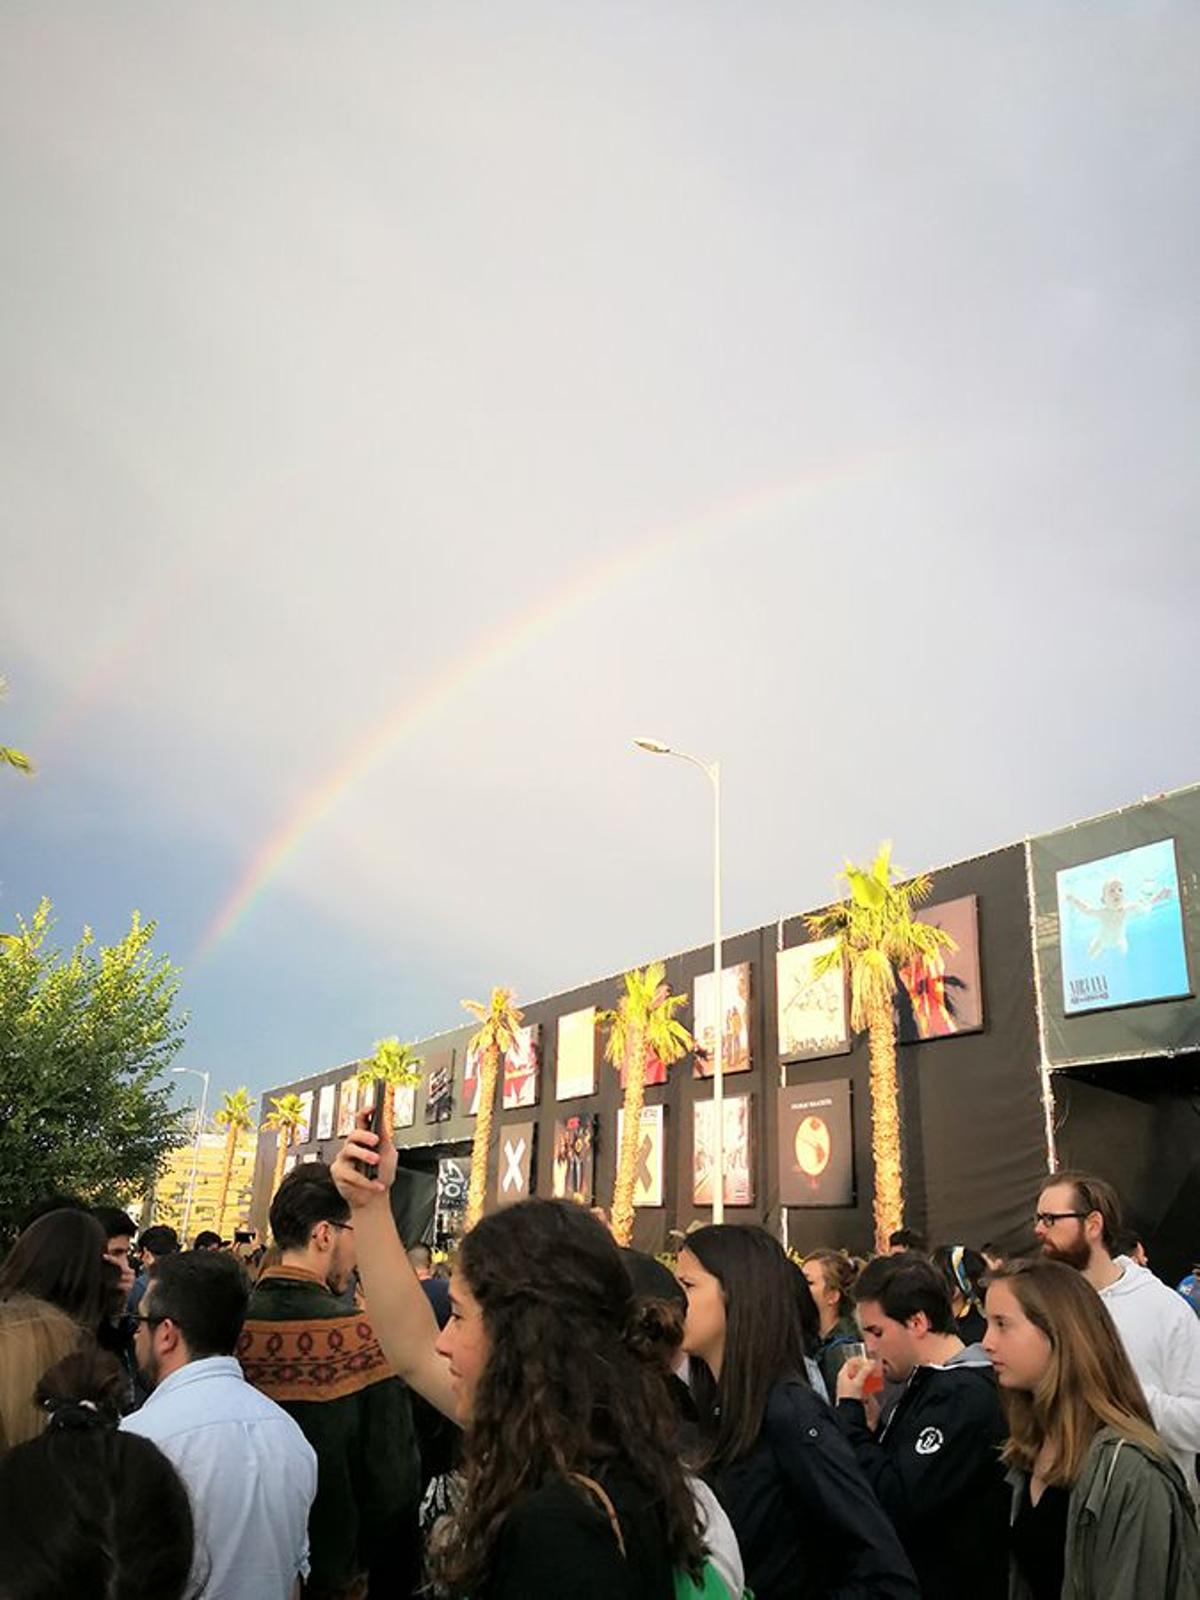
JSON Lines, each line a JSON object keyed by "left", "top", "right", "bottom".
{"left": 1099, "top": 1255, "right": 1200, "bottom": 1487}
{"left": 122, "top": 1355, "right": 317, "bottom": 1600}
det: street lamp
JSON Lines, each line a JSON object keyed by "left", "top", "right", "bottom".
{"left": 633, "top": 736, "right": 725, "bottom": 1224}
{"left": 171, "top": 1067, "right": 210, "bottom": 1246}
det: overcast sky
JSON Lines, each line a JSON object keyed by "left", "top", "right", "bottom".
{"left": 3, "top": 3, "right": 1198, "bottom": 1111}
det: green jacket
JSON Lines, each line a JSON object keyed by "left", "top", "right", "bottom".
{"left": 1007, "top": 1428, "right": 1200, "bottom": 1600}
{"left": 239, "top": 1266, "right": 420, "bottom": 1599}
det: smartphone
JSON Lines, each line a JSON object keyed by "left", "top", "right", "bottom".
{"left": 234, "top": 1230, "right": 254, "bottom": 1244}
{"left": 355, "top": 1085, "right": 387, "bottom": 1179}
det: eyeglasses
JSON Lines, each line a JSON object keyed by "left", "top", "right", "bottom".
{"left": 1034, "top": 1210, "right": 1089, "bottom": 1228}
{"left": 331, "top": 1222, "right": 354, "bottom": 1233}
{"left": 132, "top": 1313, "right": 166, "bottom": 1328}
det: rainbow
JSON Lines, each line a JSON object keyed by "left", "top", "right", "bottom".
{"left": 193, "top": 448, "right": 908, "bottom": 965}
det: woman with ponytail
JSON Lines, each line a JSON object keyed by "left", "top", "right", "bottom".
{"left": 0, "top": 1342, "right": 196, "bottom": 1600}
{"left": 930, "top": 1244, "right": 988, "bottom": 1346}
{"left": 332, "top": 1119, "right": 715, "bottom": 1598}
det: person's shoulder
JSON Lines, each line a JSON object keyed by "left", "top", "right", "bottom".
{"left": 906, "top": 1362, "right": 1006, "bottom": 1446}
{"left": 1085, "top": 1430, "right": 1188, "bottom": 1505}
{"left": 500, "top": 1476, "right": 626, "bottom": 1551}
{"left": 764, "top": 1376, "right": 834, "bottom": 1437}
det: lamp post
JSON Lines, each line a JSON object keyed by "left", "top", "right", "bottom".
{"left": 171, "top": 1067, "right": 210, "bottom": 1246}
{"left": 633, "top": 737, "right": 725, "bottom": 1223}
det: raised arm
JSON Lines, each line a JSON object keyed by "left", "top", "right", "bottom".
{"left": 331, "top": 1117, "right": 459, "bottom": 1422}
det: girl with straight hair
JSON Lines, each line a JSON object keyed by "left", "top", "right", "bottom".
{"left": 0, "top": 1295, "right": 82, "bottom": 1453}
{"left": 0, "top": 1208, "right": 107, "bottom": 1330}
{"left": 331, "top": 1121, "right": 714, "bottom": 1599}
{"left": 983, "top": 1258, "right": 1200, "bottom": 1600}
{"left": 678, "top": 1225, "right": 918, "bottom": 1600}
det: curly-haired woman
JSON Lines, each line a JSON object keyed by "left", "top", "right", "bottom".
{"left": 331, "top": 1121, "right": 712, "bottom": 1598}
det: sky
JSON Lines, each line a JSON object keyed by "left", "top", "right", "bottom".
{"left": 2, "top": 3, "right": 1198, "bottom": 1114}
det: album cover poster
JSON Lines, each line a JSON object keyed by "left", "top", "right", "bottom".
{"left": 296, "top": 1091, "right": 313, "bottom": 1145}
{"left": 692, "top": 1094, "right": 754, "bottom": 1207}
{"left": 777, "top": 1079, "right": 855, "bottom": 1207}
{"left": 1055, "top": 840, "right": 1190, "bottom": 1016}
{"left": 497, "top": 1121, "right": 536, "bottom": 1205}
{"left": 692, "top": 962, "right": 752, "bottom": 1077}
{"left": 462, "top": 1043, "right": 483, "bottom": 1116}
{"left": 391, "top": 1083, "right": 417, "bottom": 1130}
{"left": 616, "top": 1104, "right": 665, "bottom": 1207}
{"left": 556, "top": 1007, "right": 598, "bottom": 1100}
{"left": 425, "top": 1050, "right": 454, "bottom": 1125}
{"left": 503, "top": 1023, "right": 541, "bottom": 1109}
{"left": 776, "top": 940, "right": 850, "bottom": 1061}
{"left": 315, "top": 1083, "right": 336, "bottom": 1141}
{"left": 336, "top": 1077, "right": 359, "bottom": 1137}
{"left": 896, "top": 895, "right": 985, "bottom": 1042}
{"left": 552, "top": 1114, "right": 596, "bottom": 1204}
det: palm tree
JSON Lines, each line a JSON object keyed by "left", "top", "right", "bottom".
{"left": 356, "top": 1037, "right": 424, "bottom": 1139}
{"left": 264, "top": 1093, "right": 307, "bottom": 1196}
{"left": 461, "top": 988, "right": 524, "bottom": 1228}
{"left": 212, "top": 1087, "right": 255, "bottom": 1239}
{"left": 807, "top": 842, "right": 955, "bottom": 1253}
{"left": 0, "top": 676, "right": 33, "bottom": 775}
{"left": 600, "top": 962, "right": 692, "bottom": 1247}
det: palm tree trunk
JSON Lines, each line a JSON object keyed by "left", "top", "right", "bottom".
{"left": 465, "top": 1045, "right": 499, "bottom": 1228}
{"left": 216, "top": 1127, "right": 237, "bottom": 1238}
{"left": 611, "top": 1023, "right": 647, "bottom": 1246}
{"left": 272, "top": 1127, "right": 290, "bottom": 1196}
{"left": 867, "top": 1000, "right": 904, "bottom": 1252}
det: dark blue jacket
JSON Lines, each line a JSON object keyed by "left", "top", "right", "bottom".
{"left": 712, "top": 1377, "right": 919, "bottom": 1599}
{"left": 836, "top": 1346, "right": 1009, "bottom": 1600}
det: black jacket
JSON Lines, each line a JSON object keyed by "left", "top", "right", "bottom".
{"left": 711, "top": 1377, "right": 919, "bottom": 1600}
{"left": 835, "top": 1347, "right": 1009, "bottom": 1600}
{"left": 483, "top": 1469, "right": 675, "bottom": 1599}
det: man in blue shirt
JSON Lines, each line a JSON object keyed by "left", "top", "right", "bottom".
{"left": 122, "top": 1250, "right": 317, "bottom": 1600}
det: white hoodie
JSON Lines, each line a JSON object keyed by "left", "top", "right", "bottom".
{"left": 1099, "top": 1254, "right": 1200, "bottom": 1486}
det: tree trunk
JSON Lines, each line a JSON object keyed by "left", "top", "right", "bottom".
{"left": 611, "top": 1024, "right": 647, "bottom": 1247}
{"left": 272, "top": 1126, "right": 290, "bottom": 1196}
{"left": 465, "top": 1045, "right": 499, "bottom": 1228}
{"left": 867, "top": 1000, "right": 904, "bottom": 1253}
{"left": 216, "top": 1126, "right": 237, "bottom": 1239}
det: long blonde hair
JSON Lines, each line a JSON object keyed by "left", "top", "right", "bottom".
{"left": 990, "top": 1260, "right": 1162, "bottom": 1485}
{"left": 0, "top": 1295, "right": 83, "bottom": 1452}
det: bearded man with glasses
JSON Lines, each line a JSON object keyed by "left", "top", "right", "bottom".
{"left": 1033, "top": 1170, "right": 1200, "bottom": 1491}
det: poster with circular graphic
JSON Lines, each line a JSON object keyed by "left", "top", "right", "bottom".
{"left": 777, "top": 1080, "right": 854, "bottom": 1207}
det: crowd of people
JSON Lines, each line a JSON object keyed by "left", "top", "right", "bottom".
{"left": 0, "top": 1135, "right": 1198, "bottom": 1599}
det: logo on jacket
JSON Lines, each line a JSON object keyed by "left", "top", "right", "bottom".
{"left": 914, "top": 1427, "right": 944, "bottom": 1456}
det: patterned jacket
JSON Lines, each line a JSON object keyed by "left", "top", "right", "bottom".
{"left": 239, "top": 1265, "right": 420, "bottom": 1600}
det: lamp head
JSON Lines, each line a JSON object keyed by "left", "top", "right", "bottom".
{"left": 633, "top": 737, "right": 673, "bottom": 755}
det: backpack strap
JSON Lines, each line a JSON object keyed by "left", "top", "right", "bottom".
{"left": 570, "top": 1473, "right": 627, "bottom": 1559}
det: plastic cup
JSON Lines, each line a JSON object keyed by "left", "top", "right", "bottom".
{"left": 844, "top": 1341, "right": 884, "bottom": 1395}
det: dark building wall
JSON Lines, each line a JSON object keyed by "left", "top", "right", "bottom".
{"left": 779, "top": 844, "right": 1047, "bottom": 1258}
{"left": 250, "top": 846, "right": 1051, "bottom": 1259}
